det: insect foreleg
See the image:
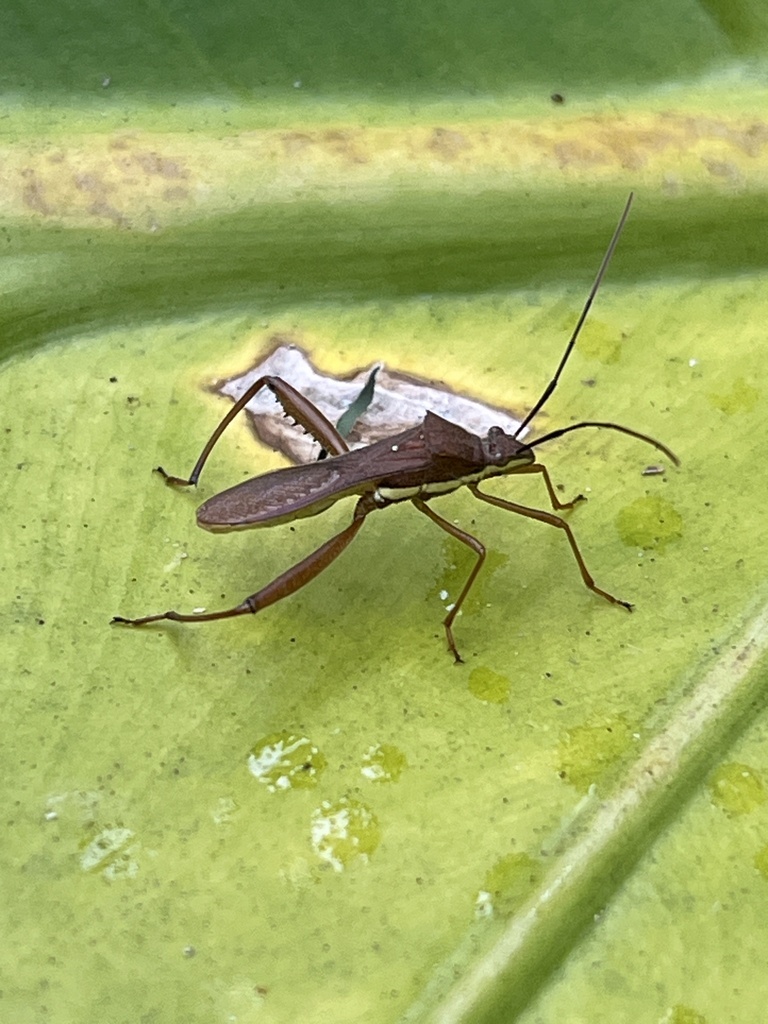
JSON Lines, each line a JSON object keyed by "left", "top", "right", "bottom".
{"left": 411, "top": 498, "right": 486, "bottom": 664}
{"left": 468, "top": 483, "right": 632, "bottom": 611}
{"left": 159, "top": 375, "right": 350, "bottom": 488}
{"left": 511, "top": 463, "right": 586, "bottom": 511}
{"left": 112, "top": 496, "right": 372, "bottom": 627}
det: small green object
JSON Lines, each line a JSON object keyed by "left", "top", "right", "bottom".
{"left": 616, "top": 495, "right": 683, "bottom": 551}
{"left": 667, "top": 1005, "right": 708, "bottom": 1024}
{"left": 708, "top": 762, "right": 766, "bottom": 816}
{"left": 558, "top": 717, "right": 635, "bottom": 793}
{"left": 336, "top": 364, "right": 380, "bottom": 439}
{"left": 468, "top": 666, "right": 511, "bottom": 704}
{"left": 310, "top": 797, "right": 381, "bottom": 872}
{"left": 476, "top": 853, "right": 544, "bottom": 918}
{"left": 247, "top": 732, "right": 326, "bottom": 792}
{"left": 79, "top": 826, "right": 139, "bottom": 880}
{"left": 360, "top": 743, "right": 408, "bottom": 782}
{"left": 753, "top": 844, "right": 768, "bottom": 881}
{"left": 709, "top": 376, "right": 759, "bottom": 415}
{"left": 566, "top": 315, "right": 622, "bottom": 364}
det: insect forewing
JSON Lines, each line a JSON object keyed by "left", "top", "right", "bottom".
{"left": 197, "top": 425, "right": 432, "bottom": 531}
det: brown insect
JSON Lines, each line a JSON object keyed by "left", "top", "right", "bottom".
{"left": 113, "top": 193, "right": 678, "bottom": 661}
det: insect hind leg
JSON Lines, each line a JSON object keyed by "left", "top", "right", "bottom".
{"left": 112, "top": 497, "right": 371, "bottom": 627}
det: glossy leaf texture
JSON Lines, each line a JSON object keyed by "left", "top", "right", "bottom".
{"left": 3, "top": 2, "right": 768, "bottom": 1023}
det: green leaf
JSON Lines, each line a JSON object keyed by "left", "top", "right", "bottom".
{"left": 4, "top": 2, "right": 768, "bottom": 1022}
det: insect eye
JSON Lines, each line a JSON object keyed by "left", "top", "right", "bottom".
{"left": 481, "top": 428, "right": 508, "bottom": 464}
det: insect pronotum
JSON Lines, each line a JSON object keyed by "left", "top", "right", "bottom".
{"left": 113, "top": 193, "right": 678, "bottom": 661}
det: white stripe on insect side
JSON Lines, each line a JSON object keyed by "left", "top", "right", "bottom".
{"left": 374, "top": 462, "right": 517, "bottom": 503}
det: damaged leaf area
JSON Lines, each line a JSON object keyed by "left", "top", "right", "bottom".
{"left": 215, "top": 340, "right": 524, "bottom": 463}
{"left": 5, "top": 108, "right": 768, "bottom": 229}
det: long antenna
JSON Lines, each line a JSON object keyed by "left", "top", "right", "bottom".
{"left": 527, "top": 419, "right": 680, "bottom": 465}
{"left": 514, "top": 192, "right": 634, "bottom": 439}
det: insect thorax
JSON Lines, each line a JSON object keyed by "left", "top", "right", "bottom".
{"left": 374, "top": 425, "right": 534, "bottom": 503}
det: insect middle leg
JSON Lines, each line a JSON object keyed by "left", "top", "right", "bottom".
{"left": 411, "top": 497, "right": 486, "bottom": 664}
{"left": 112, "top": 497, "right": 371, "bottom": 627}
{"left": 468, "top": 483, "right": 632, "bottom": 611}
